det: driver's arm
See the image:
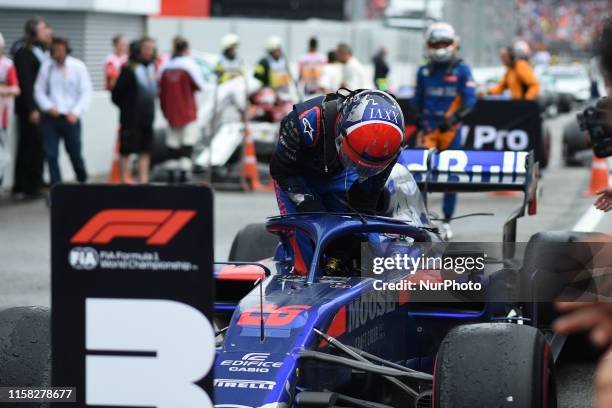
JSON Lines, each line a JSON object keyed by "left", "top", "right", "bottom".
{"left": 347, "top": 158, "right": 397, "bottom": 214}
{"left": 270, "top": 112, "right": 325, "bottom": 212}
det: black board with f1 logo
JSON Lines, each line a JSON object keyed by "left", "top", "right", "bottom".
{"left": 51, "top": 184, "right": 215, "bottom": 408}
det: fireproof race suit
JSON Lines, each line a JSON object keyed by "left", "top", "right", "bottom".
{"left": 412, "top": 57, "right": 476, "bottom": 220}
{"left": 270, "top": 93, "right": 396, "bottom": 275}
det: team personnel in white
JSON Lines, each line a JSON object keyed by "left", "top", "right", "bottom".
{"left": 34, "top": 36, "right": 92, "bottom": 186}
{"left": 254, "top": 36, "right": 292, "bottom": 96}
{"left": 158, "top": 37, "right": 205, "bottom": 183}
{"left": 336, "top": 43, "right": 369, "bottom": 90}
{"left": 215, "top": 33, "right": 244, "bottom": 84}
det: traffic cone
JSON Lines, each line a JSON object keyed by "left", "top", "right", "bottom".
{"left": 242, "top": 126, "right": 272, "bottom": 192}
{"left": 107, "top": 132, "right": 133, "bottom": 184}
{"left": 583, "top": 154, "right": 609, "bottom": 196}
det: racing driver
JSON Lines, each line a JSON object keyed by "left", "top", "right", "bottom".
{"left": 270, "top": 89, "right": 405, "bottom": 275}
{"left": 412, "top": 22, "right": 476, "bottom": 240}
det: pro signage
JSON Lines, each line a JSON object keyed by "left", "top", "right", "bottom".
{"left": 51, "top": 184, "right": 215, "bottom": 408}
{"left": 461, "top": 99, "right": 545, "bottom": 166}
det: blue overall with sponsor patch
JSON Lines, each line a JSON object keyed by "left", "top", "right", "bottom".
{"left": 413, "top": 60, "right": 476, "bottom": 220}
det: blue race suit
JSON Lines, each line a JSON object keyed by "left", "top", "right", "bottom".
{"left": 412, "top": 57, "right": 476, "bottom": 220}
{"left": 269, "top": 94, "right": 396, "bottom": 275}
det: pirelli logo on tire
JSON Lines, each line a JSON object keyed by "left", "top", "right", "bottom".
{"left": 71, "top": 209, "right": 196, "bottom": 245}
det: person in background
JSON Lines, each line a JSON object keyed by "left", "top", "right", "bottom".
{"left": 554, "top": 17, "right": 612, "bottom": 408}
{"left": 254, "top": 36, "right": 291, "bottom": 95}
{"left": 12, "top": 17, "right": 52, "bottom": 199}
{"left": 215, "top": 33, "right": 244, "bottom": 84}
{"left": 104, "top": 34, "right": 128, "bottom": 91}
{"left": 158, "top": 37, "right": 205, "bottom": 183}
{"left": 412, "top": 22, "right": 476, "bottom": 240}
{"left": 486, "top": 41, "right": 540, "bottom": 100}
{"left": 111, "top": 37, "right": 157, "bottom": 184}
{"left": 336, "top": 43, "right": 368, "bottom": 90}
{"left": 34, "top": 37, "right": 91, "bottom": 187}
{"left": 590, "top": 55, "right": 606, "bottom": 99}
{"left": 531, "top": 42, "right": 551, "bottom": 73}
{"left": 298, "top": 37, "right": 326, "bottom": 96}
{"left": 270, "top": 89, "right": 405, "bottom": 275}
{"left": 372, "top": 47, "right": 390, "bottom": 91}
{"left": 318, "top": 50, "right": 342, "bottom": 94}
{"left": 0, "top": 32, "right": 20, "bottom": 186}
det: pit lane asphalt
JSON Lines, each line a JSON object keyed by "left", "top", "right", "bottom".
{"left": 0, "top": 113, "right": 601, "bottom": 406}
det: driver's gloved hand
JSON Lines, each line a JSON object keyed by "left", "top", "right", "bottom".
{"left": 437, "top": 117, "right": 454, "bottom": 133}
{"left": 295, "top": 195, "right": 326, "bottom": 213}
{"left": 348, "top": 183, "right": 380, "bottom": 214}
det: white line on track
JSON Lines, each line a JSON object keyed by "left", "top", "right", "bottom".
{"left": 572, "top": 205, "right": 605, "bottom": 232}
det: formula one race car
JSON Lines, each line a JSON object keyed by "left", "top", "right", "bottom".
{"left": 210, "top": 148, "right": 591, "bottom": 408}
{"left": 0, "top": 149, "right": 599, "bottom": 407}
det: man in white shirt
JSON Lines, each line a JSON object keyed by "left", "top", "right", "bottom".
{"left": 336, "top": 43, "right": 369, "bottom": 90}
{"left": 35, "top": 37, "right": 92, "bottom": 186}
{"left": 318, "top": 50, "right": 343, "bottom": 94}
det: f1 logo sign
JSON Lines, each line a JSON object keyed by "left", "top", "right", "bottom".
{"left": 71, "top": 209, "right": 196, "bottom": 245}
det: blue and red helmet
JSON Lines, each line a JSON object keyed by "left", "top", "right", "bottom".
{"left": 335, "top": 90, "right": 405, "bottom": 180}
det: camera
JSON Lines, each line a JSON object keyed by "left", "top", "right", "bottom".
{"left": 578, "top": 97, "right": 612, "bottom": 158}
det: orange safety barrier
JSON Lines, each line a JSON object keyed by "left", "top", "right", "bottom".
{"left": 242, "top": 126, "right": 273, "bottom": 192}
{"left": 583, "top": 155, "right": 609, "bottom": 196}
{"left": 107, "top": 132, "right": 134, "bottom": 184}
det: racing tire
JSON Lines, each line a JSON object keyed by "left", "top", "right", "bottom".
{"left": 228, "top": 223, "right": 279, "bottom": 262}
{"left": 543, "top": 126, "right": 551, "bottom": 169}
{"left": 521, "top": 231, "right": 606, "bottom": 325}
{"left": 0, "top": 307, "right": 50, "bottom": 394}
{"left": 434, "top": 323, "right": 556, "bottom": 408}
{"left": 150, "top": 128, "right": 170, "bottom": 167}
{"left": 562, "top": 119, "right": 589, "bottom": 167}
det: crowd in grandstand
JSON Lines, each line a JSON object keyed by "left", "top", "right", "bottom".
{"left": 517, "top": 0, "right": 608, "bottom": 51}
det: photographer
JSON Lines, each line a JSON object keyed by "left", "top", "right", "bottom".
{"left": 582, "top": 16, "right": 612, "bottom": 211}
{"left": 555, "top": 16, "right": 612, "bottom": 408}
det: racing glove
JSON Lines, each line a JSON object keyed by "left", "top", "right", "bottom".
{"left": 438, "top": 104, "right": 473, "bottom": 133}
{"left": 437, "top": 115, "right": 458, "bottom": 133}
{"left": 348, "top": 181, "right": 381, "bottom": 214}
{"left": 294, "top": 194, "right": 326, "bottom": 213}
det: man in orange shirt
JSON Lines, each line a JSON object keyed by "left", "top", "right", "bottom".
{"left": 487, "top": 41, "right": 540, "bottom": 100}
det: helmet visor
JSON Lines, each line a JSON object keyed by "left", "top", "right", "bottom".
{"left": 336, "top": 134, "right": 396, "bottom": 181}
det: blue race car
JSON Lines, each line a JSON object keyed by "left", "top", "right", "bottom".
{"left": 212, "top": 148, "right": 574, "bottom": 408}
{"left": 0, "top": 149, "right": 590, "bottom": 407}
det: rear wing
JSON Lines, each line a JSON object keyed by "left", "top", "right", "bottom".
{"left": 398, "top": 149, "right": 535, "bottom": 193}
{"left": 397, "top": 149, "right": 539, "bottom": 245}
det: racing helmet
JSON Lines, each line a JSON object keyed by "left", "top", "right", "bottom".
{"left": 221, "top": 33, "right": 240, "bottom": 50}
{"left": 425, "top": 22, "right": 458, "bottom": 63}
{"left": 266, "top": 35, "right": 283, "bottom": 52}
{"left": 335, "top": 90, "right": 405, "bottom": 181}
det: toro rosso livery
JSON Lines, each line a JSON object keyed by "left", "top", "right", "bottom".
{"left": 214, "top": 148, "right": 559, "bottom": 408}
